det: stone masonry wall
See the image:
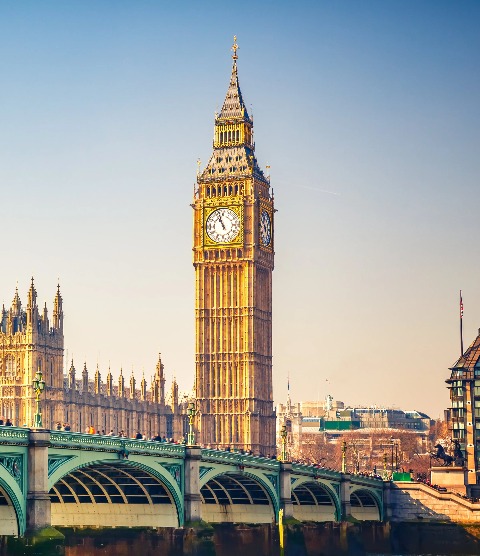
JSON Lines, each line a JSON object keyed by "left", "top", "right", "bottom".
{"left": 390, "top": 482, "right": 480, "bottom": 522}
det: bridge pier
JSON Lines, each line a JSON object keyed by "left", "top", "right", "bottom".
{"left": 184, "top": 446, "right": 202, "bottom": 523}
{"left": 26, "top": 430, "right": 51, "bottom": 532}
{"left": 279, "top": 462, "right": 294, "bottom": 519}
{"left": 340, "top": 473, "right": 352, "bottom": 520}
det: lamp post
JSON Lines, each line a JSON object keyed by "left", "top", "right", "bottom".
{"left": 382, "top": 451, "right": 389, "bottom": 480}
{"left": 341, "top": 440, "right": 347, "bottom": 473}
{"left": 187, "top": 401, "right": 197, "bottom": 446}
{"left": 390, "top": 437, "right": 395, "bottom": 475}
{"left": 280, "top": 424, "right": 288, "bottom": 462}
{"left": 32, "top": 368, "right": 46, "bottom": 428}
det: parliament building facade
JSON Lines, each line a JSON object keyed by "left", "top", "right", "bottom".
{"left": 0, "top": 279, "right": 186, "bottom": 439}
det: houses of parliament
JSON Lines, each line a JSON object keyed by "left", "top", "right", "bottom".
{"left": 0, "top": 279, "right": 186, "bottom": 439}
{"left": 0, "top": 38, "right": 276, "bottom": 453}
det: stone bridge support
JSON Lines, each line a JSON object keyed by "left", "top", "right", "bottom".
{"left": 184, "top": 446, "right": 202, "bottom": 523}
{"left": 340, "top": 473, "right": 352, "bottom": 520}
{"left": 279, "top": 462, "right": 293, "bottom": 518}
{"left": 26, "top": 430, "right": 51, "bottom": 532}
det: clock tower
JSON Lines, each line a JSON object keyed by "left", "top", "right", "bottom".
{"left": 193, "top": 38, "right": 275, "bottom": 454}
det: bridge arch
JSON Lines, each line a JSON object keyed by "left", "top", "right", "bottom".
{"left": 200, "top": 471, "right": 278, "bottom": 523}
{"left": 291, "top": 479, "right": 340, "bottom": 522}
{"left": 0, "top": 465, "right": 27, "bottom": 535}
{"left": 0, "top": 477, "right": 23, "bottom": 536}
{"left": 49, "top": 457, "right": 183, "bottom": 527}
{"left": 350, "top": 487, "right": 382, "bottom": 521}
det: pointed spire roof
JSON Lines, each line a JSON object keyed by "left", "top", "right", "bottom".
{"left": 12, "top": 285, "right": 21, "bottom": 312}
{"left": 218, "top": 36, "right": 250, "bottom": 122}
{"left": 27, "top": 277, "right": 37, "bottom": 308}
{"left": 54, "top": 283, "right": 62, "bottom": 305}
{"left": 451, "top": 329, "right": 480, "bottom": 371}
{"left": 69, "top": 359, "right": 76, "bottom": 374}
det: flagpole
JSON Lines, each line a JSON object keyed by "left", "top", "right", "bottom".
{"left": 460, "top": 290, "right": 464, "bottom": 356}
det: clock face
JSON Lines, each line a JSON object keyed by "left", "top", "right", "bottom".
{"left": 206, "top": 207, "right": 241, "bottom": 243}
{"left": 260, "top": 210, "right": 271, "bottom": 246}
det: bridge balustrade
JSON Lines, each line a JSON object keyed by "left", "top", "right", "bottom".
{"left": 0, "top": 428, "right": 384, "bottom": 536}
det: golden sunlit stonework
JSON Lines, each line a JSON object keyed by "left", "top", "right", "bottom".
{"left": 0, "top": 279, "right": 185, "bottom": 438}
{"left": 193, "top": 38, "right": 276, "bottom": 454}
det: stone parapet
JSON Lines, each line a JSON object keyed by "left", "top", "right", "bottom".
{"left": 390, "top": 481, "right": 480, "bottom": 522}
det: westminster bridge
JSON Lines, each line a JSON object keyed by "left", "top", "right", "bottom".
{"left": 0, "top": 427, "right": 384, "bottom": 536}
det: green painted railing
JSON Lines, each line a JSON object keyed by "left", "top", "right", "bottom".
{"left": 50, "top": 431, "right": 186, "bottom": 457}
{"left": 349, "top": 474, "right": 384, "bottom": 486}
{"left": 0, "top": 427, "right": 29, "bottom": 444}
{"left": 291, "top": 463, "right": 341, "bottom": 479}
{"left": 201, "top": 448, "right": 280, "bottom": 471}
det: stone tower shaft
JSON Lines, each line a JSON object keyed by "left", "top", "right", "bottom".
{"left": 193, "top": 39, "right": 276, "bottom": 454}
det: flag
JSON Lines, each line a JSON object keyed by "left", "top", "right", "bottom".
{"left": 460, "top": 291, "right": 464, "bottom": 319}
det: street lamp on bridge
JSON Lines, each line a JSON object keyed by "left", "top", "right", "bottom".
{"left": 280, "top": 424, "right": 288, "bottom": 462}
{"left": 187, "top": 401, "right": 197, "bottom": 446}
{"left": 389, "top": 437, "right": 399, "bottom": 475}
{"left": 32, "top": 368, "right": 46, "bottom": 428}
{"left": 341, "top": 440, "right": 347, "bottom": 473}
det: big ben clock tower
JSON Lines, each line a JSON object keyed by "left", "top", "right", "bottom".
{"left": 193, "top": 38, "right": 275, "bottom": 454}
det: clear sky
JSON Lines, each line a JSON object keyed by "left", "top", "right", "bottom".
{"left": 0, "top": 1, "right": 479, "bottom": 418}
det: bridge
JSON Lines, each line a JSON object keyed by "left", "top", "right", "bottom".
{"left": 0, "top": 428, "right": 384, "bottom": 536}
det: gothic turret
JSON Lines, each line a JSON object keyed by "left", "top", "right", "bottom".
{"left": 26, "top": 278, "right": 38, "bottom": 328}
{"left": 68, "top": 360, "right": 76, "bottom": 389}
{"left": 171, "top": 379, "right": 178, "bottom": 413}
{"left": 41, "top": 302, "right": 49, "bottom": 334}
{"left": 154, "top": 353, "right": 165, "bottom": 405}
{"left": 118, "top": 368, "right": 125, "bottom": 398}
{"left": 94, "top": 365, "right": 101, "bottom": 395}
{"left": 53, "top": 284, "right": 63, "bottom": 331}
{"left": 9, "top": 286, "right": 23, "bottom": 334}
{"left": 106, "top": 368, "right": 113, "bottom": 396}
{"left": 129, "top": 372, "right": 136, "bottom": 400}
{"left": 82, "top": 362, "right": 89, "bottom": 392}
{"left": 140, "top": 372, "right": 147, "bottom": 401}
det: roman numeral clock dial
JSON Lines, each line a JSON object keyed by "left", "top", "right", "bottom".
{"left": 206, "top": 207, "right": 240, "bottom": 243}
{"left": 260, "top": 210, "right": 271, "bottom": 247}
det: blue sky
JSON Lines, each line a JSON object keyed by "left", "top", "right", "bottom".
{"left": 0, "top": 1, "right": 479, "bottom": 417}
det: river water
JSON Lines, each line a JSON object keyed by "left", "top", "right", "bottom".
{"left": 3, "top": 523, "right": 480, "bottom": 555}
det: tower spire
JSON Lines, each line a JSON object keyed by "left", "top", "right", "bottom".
{"left": 231, "top": 35, "right": 239, "bottom": 61}
{"left": 53, "top": 282, "right": 63, "bottom": 330}
{"left": 219, "top": 36, "right": 249, "bottom": 122}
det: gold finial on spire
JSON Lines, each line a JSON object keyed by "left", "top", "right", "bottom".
{"left": 231, "top": 35, "right": 239, "bottom": 60}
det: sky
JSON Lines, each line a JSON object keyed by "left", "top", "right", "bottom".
{"left": 0, "top": 1, "right": 479, "bottom": 418}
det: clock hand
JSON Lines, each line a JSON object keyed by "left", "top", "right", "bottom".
{"left": 218, "top": 215, "right": 226, "bottom": 230}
